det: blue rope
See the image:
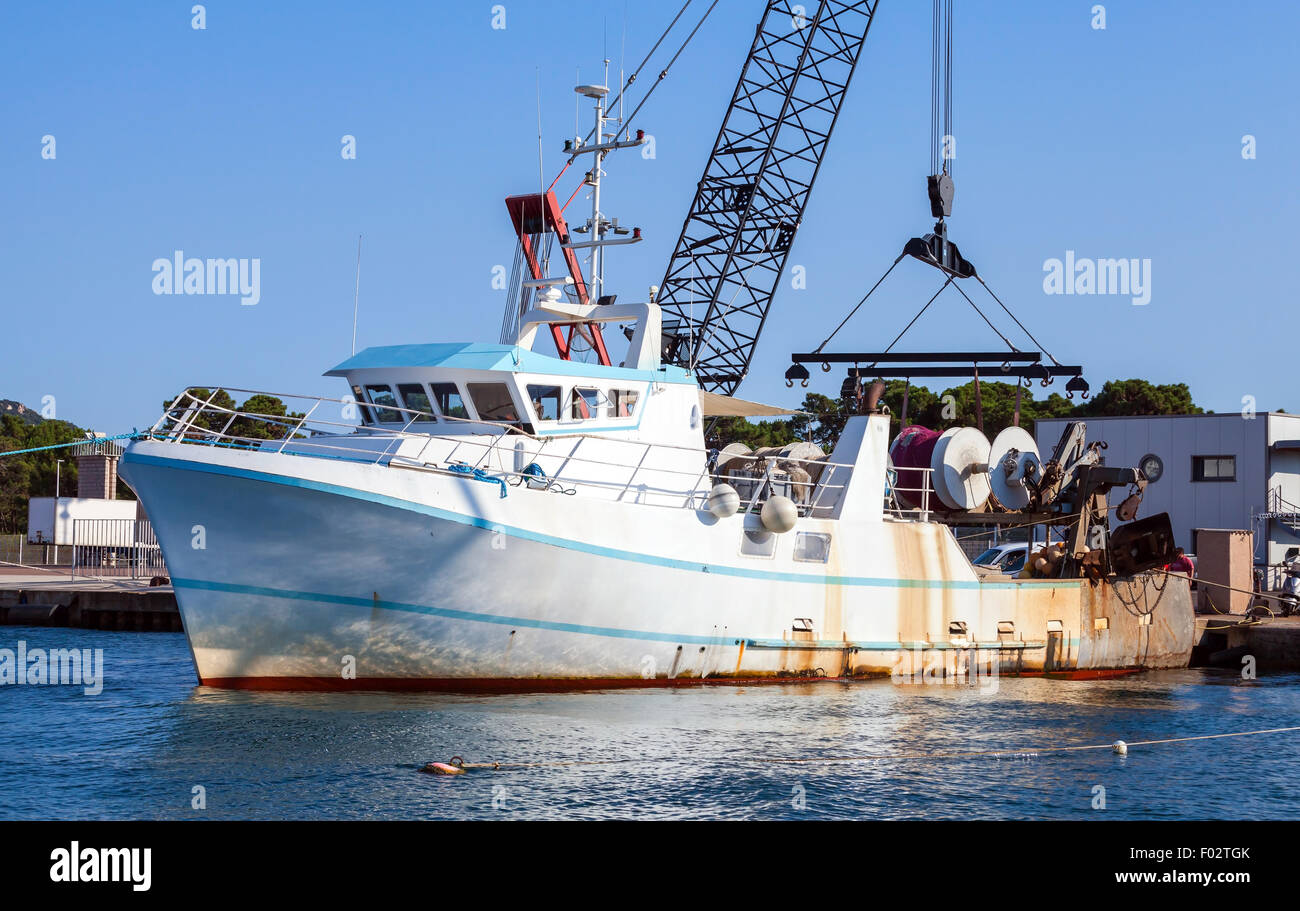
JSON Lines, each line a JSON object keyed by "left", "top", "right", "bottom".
{"left": 446, "top": 463, "right": 508, "bottom": 499}
{"left": 0, "top": 430, "right": 141, "bottom": 458}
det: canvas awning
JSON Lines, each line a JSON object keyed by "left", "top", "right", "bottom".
{"left": 698, "top": 390, "right": 806, "bottom": 418}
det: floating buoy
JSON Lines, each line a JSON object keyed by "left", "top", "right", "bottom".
{"left": 760, "top": 495, "right": 798, "bottom": 533}
{"left": 1112, "top": 740, "right": 1128, "bottom": 755}
{"left": 707, "top": 482, "right": 740, "bottom": 518}
{"left": 420, "top": 756, "right": 467, "bottom": 775}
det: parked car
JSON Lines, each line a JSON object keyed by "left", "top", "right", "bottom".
{"left": 971, "top": 542, "right": 1030, "bottom": 575}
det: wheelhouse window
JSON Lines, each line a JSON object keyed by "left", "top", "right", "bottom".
{"left": 349, "top": 385, "right": 374, "bottom": 424}
{"left": 467, "top": 383, "right": 521, "bottom": 424}
{"left": 397, "top": 384, "right": 433, "bottom": 420}
{"left": 430, "top": 383, "right": 468, "bottom": 420}
{"left": 571, "top": 387, "right": 602, "bottom": 420}
{"left": 364, "top": 384, "right": 400, "bottom": 422}
{"left": 608, "top": 389, "right": 640, "bottom": 418}
{"left": 527, "top": 384, "right": 562, "bottom": 422}
{"left": 1192, "top": 455, "right": 1236, "bottom": 482}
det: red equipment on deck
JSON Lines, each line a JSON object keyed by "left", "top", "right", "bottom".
{"left": 504, "top": 191, "right": 611, "bottom": 366}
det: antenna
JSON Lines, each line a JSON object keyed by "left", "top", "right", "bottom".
{"left": 619, "top": 1, "right": 628, "bottom": 124}
{"left": 536, "top": 69, "right": 550, "bottom": 274}
{"left": 350, "top": 234, "right": 361, "bottom": 356}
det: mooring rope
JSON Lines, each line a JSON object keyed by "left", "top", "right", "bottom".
{"left": 1149, "top": 566, "right": 1287, "bottom": 628}
{"left": 0, "top": 430, "right": 139, "bottom": 458}
{"left": 425, "top": 725, "right": 1300, "bottom": 775}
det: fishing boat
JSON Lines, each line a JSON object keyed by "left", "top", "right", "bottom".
{"left": 119, "top": 12, "right": 1195, "bottom": 689}
{"left": 120, "top": 313, "right": 1193, "bottom": 689}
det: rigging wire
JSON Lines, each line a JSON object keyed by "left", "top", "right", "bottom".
{"left": 977, "top": 276, "right": 1063, "bottom": 366}
{"left": 813, "top": 255, "right": 906, "bottom": 353}
{"left": 866, "top": 276, "right": 955, "bottom": 370}
{"left": 611, "top": 0, "right": 720, "bottom": 146}
{"left": 601, "top": 0, "right": 694, "bottom": 144}
{"left": 950, "top": 280, "right": 1019, "bottom": 352}
{"left": 930, "top": 0, "right": 953, "bottom": 178}
{"left": 944, "top": 0, "right": 953, "bottom": 179}
{"left": 930, "top": 0, "right": 939, "bottom": 176}
{"left": 553, "top": 0, "right": 698, "bottom": 178}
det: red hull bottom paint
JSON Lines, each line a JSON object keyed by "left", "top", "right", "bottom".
{"left": 1026, "top": 668, "right": 1143, "bottom": 681}
{"left": 199, "top": 667, "right": 1144, "bottom": 693}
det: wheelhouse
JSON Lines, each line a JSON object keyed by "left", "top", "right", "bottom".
{"left": 326, "top": 342, "right": 693, "bottom": 440}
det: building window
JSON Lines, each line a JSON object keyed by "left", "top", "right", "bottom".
{"left": 430, "top": 383, "right": 468, "bottom": 420}
{"left": 397, "top": 384, "right": 433, "bottom": 420}
{"left": 467, "top": 383, "right": 521, "bottom": 424}
{"left": 571, "top": 387, "right": 602, "bottom": 420}
{"left": 526, "top": 385, "right": 562, "bottom": 422}
{"left": 364, "top": 385, "right": 399, "bottom": 421}
{"left": 608, "top": 389, "right": 640, "bottom": 418}
{"left": 1192, "top": 455, "right": 1236, "bottom": 482}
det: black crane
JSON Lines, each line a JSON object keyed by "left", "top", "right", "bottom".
{"left": 656, "top": 0, "right": 881, "bottom": 396}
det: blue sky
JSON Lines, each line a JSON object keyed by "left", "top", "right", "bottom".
{"left": 2, "top": 0, "right": 1296, "bottom": 433}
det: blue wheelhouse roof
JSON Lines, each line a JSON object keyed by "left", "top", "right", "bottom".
{"left": 325, "top": 343, "right": 697, "bottom": 386}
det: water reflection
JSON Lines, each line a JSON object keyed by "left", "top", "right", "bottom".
{"left": 1, "top": 628, "right": 1297, "bottom": 820}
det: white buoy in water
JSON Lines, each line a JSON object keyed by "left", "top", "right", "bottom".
{"left": 760, "top": 495, "right": 798, "bottom": 533}
{"left": 707, "top": 483, "right": 740, "bottom": 518}
{"left": 1112, "top": 740, "right": 1128, "bottom": 755}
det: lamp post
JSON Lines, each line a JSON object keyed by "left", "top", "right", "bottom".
{"left": 54, "top": 459, "right": 64, "bottom": 568}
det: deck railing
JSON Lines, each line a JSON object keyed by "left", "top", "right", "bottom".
{"left": 887, "top": 466, "right": 937, "bottom": 522}
{"left": 144, "top": 387, "right": 867, "bottom": 517}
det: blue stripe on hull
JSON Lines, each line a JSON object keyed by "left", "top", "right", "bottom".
{"left": 123, "top": 450, "right": 1028, "bottom": 592}
{"left": 173, "top": 577, "right": 1047, "bottom": 652}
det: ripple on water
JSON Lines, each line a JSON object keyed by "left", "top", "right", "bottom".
{"left": 0, "top": 628, "right": 1297, "bottom": 819}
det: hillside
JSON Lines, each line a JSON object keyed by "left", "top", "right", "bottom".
{"left": 0, "top": 400, "right": 43, "bottom": 426}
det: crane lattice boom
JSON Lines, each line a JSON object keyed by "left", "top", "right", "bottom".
{"left": 657, "top": 0, "right": 880, "bottom": 395}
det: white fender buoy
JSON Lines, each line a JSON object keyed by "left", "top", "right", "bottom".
{"left": 760, "top": 495, "right": 798, "bottom": 533}
{"left": 707, "top": 483, "right": 740, "bottom": 518}
{"left": 1112, "top": 740, "right": 1128, "bottom": 755}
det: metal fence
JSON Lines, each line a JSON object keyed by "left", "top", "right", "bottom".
{"left": 71, "top": 519, "right": 167, "bottom": 580}
{"left": 956, "top": 535, "right": 996, "bottom": 561}
{"left": 0, "top": 534, "right": 73, "bottom": 568}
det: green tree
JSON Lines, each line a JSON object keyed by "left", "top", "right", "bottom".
{"left": 790, "top": 392, "right": 849, "bottom": 451}
{"left": 0, "top": 414, "right": 86, "bottom": 534}
{"left": 230, "top": 394, "right": 305, "bottom": 440}
{"left": 160, "top": 389, "right": 303, "bottom": 440}
{"left": 1074, "top": 379, "right": 1202, "bottom": 417}
{"left": 706, "top": 415, "right": 796, "bottom": 450}
{"left": 162, "top": 388, "right": 239, "bottom": 434}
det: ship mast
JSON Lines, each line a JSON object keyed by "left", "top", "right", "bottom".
{"left": 565, "top": 61, "right": 646, "bottom": 304}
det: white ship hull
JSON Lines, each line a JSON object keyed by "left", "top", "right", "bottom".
{"left": 120, "top": 437, "right": 1194, "bottom": 690}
